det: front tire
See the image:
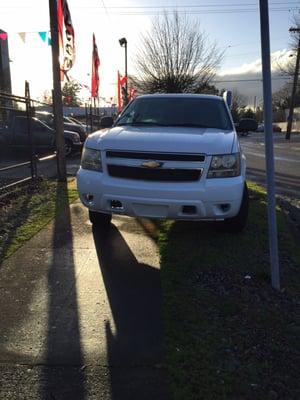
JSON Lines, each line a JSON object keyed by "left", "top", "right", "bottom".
{"left": 89, "top": 210, "right": 112, "bottom": 227}
{"left": 223, "top": 183, "right": 249, "bottom": 233}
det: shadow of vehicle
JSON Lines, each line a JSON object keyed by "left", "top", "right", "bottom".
{"left": 92, "top": 223, "right": 171, "bottom": 400}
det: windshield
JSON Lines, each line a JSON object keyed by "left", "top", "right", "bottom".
{"left": 38, "top": 114, "right": 53, "bottom": 125}
{"left": 116, "top": 97, "right": 233, "bottom": 130}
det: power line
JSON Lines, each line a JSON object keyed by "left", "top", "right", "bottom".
{"left": 70, "top": 1, "right": 299, "bottom": 9}
{"left": 88, "top": 8, "right": 299, "bottom": 16}
{"left": 105, "top": 2, "right": 298, "bottom": 8}
{"left": 100, "top": 0, "right": 111, "bottom": 20}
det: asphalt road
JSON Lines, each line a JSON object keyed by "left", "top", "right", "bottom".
{"left": 0, "top": 204, "right": 171, "bottom": 399}
{"left": 241, "top": 132, "right": 300, "bottom": 199}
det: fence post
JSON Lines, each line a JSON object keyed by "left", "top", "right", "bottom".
{"left": 90, "top": 102, "right": 93, "bottom": 132}
{"left": 25, "top": 81, "right": 37, "bottom": 179}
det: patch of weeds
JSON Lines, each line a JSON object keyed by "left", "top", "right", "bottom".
{"left": 0, "top": 178, "right": 78, "bottom": 263}
{"left": 157, "top": 182, "right": 300, "bottom": 400}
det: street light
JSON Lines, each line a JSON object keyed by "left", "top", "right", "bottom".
{"left": 119, "top": 37, "right": 128, "bottom": 106}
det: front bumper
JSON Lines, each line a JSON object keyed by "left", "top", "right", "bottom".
{"left": 77, "top": 168, "right": 245, "bottom": 220}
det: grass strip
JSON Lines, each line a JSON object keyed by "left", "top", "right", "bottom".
{"left": 157, "top": 182, "right": 299, "bottom": 400}
{"left": 0, "top": 178, "right": 78, "bottom": 263}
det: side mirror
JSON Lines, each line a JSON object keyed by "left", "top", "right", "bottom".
{"left": 100, "top": 116, "right": 113, "bottom": 128}
{"left": 238, "top": 118, "right": 258, "bottom": 132}
{"left": 223, "top": 91, "right": 232, "bottom": 109}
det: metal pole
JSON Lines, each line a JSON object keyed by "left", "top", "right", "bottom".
{"left": 49, "top": 0, "right": 66, "bottom": 181}
{"left": 25, "top": 81, "right": 37, "bottom": 179}
{"left": 93, "top": 97, "right": 97, "bottom": 128}
{"left": 90, "top": 102, "right": 93, "bottom": 132}
{"left": 125, "top": 41, "right": 128, "bottom": 105}
{"left": 259, "top": 0, "right": 280, "bottom": 290}
{"left": 85, "top": 103, "right": 88, "bottom": 127}
{"left": 286, "top": 31, "right": 300, "bottom": 140}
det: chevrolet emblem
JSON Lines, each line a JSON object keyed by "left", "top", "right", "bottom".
{"left": 141, "top": 160, "right": 163, "bottom": 169}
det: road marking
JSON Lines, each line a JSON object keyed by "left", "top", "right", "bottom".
{"left": 245, "top": 151, "right": 300, "bottom": 163}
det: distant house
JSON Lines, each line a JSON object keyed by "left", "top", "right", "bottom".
{"left": 283, "top": 107, "right": 300, "bottom": 131}
{"left": 285, "top": 107, "right": 300, "bottom": 122}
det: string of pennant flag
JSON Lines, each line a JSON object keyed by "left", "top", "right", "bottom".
{"left": 0, "top": 31, "right": 51, "bottom": 45}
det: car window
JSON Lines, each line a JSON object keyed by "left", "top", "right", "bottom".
{"left": 116, "top": 97, "right": 233, "bottom": 130}
{"left": 32, "top": 118, "right": 52, "bottom": 132}
{"left": 38, "top": 114, "right": 53, "bottom": 125}
{"left": 14, "top": 117, "right": 28, "bottom": 134}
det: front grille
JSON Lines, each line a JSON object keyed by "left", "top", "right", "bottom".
{"left": 107, "top": 165, "right": 202, "bottom": 182}
{"left": 106, "top": 150, "right": 205, "bottom": 162}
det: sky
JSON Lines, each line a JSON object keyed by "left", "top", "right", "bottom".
{"left": 0, "top": 0, "right": 299, "bottom": 105}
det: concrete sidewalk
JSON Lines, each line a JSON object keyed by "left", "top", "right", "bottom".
{"left": 0, "top": 201, "right": 171, "bottom": 400}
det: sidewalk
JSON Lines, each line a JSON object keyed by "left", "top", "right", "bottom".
{"left": 0, "top": 201, "right": 171, "bottom": 400}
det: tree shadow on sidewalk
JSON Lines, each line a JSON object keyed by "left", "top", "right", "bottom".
{"left": 93, "top": 223, "right": 171, "bottom": 400}
{"left": 41, "top": 181, "right": 86, "bottom": 400}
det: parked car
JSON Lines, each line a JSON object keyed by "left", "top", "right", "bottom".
{"left": 36, "top": 111, "right": 87, "bottom": 142}
{"left": 256, "top": 123, "right": 264, "bottom": 132}
{"left": 77, "top": 93, "right": 253, "bottom": 232}
{"left": 235, "top": 118, "right": 258, "bottom": 136}
{"left": 256, "top": 123, "right": 282, "bottom": 133}
{"left": 1, "top": 115, "right": 83, "bottom": 156}
{"left": 273, "top": 124, "right": 282, "bottom": 132}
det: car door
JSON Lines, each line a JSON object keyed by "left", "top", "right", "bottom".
{"left": 31, "top": 119, "right": 55, "bottom": 148}
{"left": 12, "top": 116, "right": 30, "bottom": 148}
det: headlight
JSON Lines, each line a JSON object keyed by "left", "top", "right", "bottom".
{"left": 207, "top": 153, "right": 240, "bottom": 178}
{"left": 81, "top": 147, "right": 102, "bottom": 172}
{"left": 72, "top": 134, "right": 81, "bottom": 143}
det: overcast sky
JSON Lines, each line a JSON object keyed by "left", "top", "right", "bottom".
{"left": 0, "top": 0, "right": 298, "bottom": 104}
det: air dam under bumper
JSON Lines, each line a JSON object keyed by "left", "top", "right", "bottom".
{"left": 77, "top": 169, "right": 245, "bottom": 220}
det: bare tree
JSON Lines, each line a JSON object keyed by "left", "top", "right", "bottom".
{"left": 277, "top": 16, "right": 300, "bottom": 78}
{"left": 132, "top": 11, "right": 223, "bottom": 93}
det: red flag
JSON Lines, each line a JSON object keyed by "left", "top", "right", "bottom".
{"left": 117, "top": 71, "right": 127, "bottom": 111}
{"left": 57, "top": 0, "right": 75, "bottom": 81}
{"left": 91, "top": 34, "right": 100, "bottom": 98}
{"left": 128, "top": 87, "right": 137, "bottom": 102}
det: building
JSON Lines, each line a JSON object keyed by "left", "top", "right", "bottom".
{"left": 0, "top": 29, "right": 12, "bottom": 94}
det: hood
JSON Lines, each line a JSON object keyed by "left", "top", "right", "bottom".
{"left": 64, "top": 129, "right": 81, "bottom": 139}
{"left": 64, "top": 122, "right": 84, "bottom": 132}
{"left": 64, "top": 122, "right": 86, "bottom": 141}
{"left": 85, "top": 126, "right": 237, "bottom": 155}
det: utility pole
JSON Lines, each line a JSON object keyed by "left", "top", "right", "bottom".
{"left": 49, "top": 0, "right": 66, "bottom": 181}
{"left": 286, "top": 27, "right": 300, "bottom": 140}
{"left": 259, "top": 0, "right": 280, "bottom": 290}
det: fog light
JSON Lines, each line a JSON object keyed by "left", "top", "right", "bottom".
{"left": 220, "top": 203, "right": 230, "bottom": 212}
{"left": 111, "top": 200, "right": 123, "bottom": 210}
{"left": 182, "top": 205, "right": 197, "bottom": 215}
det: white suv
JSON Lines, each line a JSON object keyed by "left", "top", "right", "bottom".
{"left": 77, "top": 94, "right": 251, "bottom": 232}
